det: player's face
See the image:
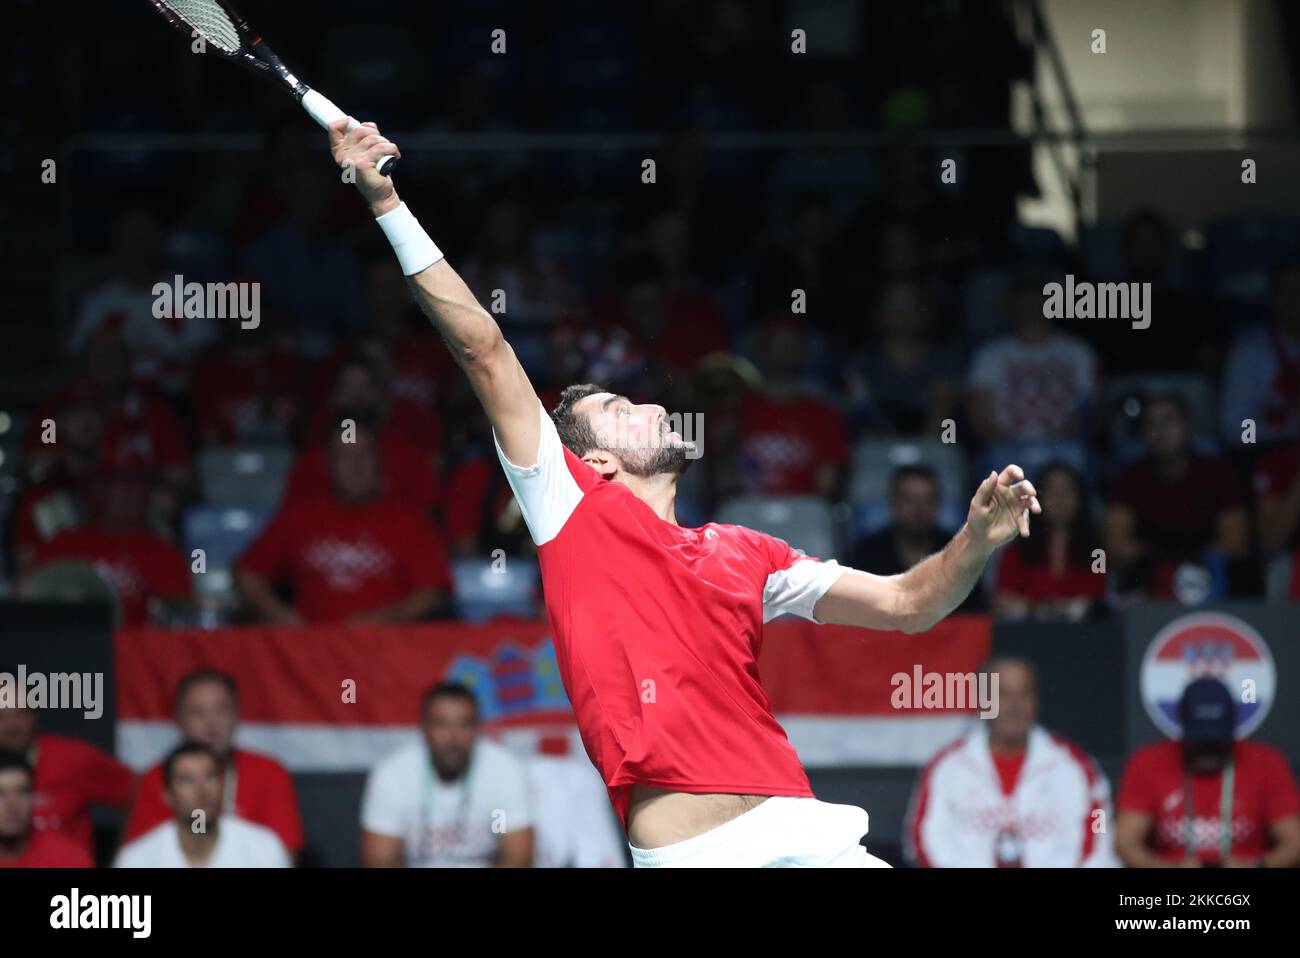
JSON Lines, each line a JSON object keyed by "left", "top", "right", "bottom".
{"left": 421, "top": 697, "right": 477, "bottom": 780}
{"left": 0, "top": 769, "right": 33, "bottom": 839}
{"left": 0, "top": 706, "right": 36, "bottom": 754}
{"left": 165, "top": 753, "right": 224, "bottom": 824}
{"left": 577, "top": 392, "right": 694, "bottom": 478}
{"left": 176, "top": 682, "right": 238, "bottom": 759}
{"left": 988, "top": 663, "right": 1037, "bottom": 743}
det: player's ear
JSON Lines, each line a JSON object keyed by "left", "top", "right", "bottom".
{"left": 583, "top": 451, "right": 618, "bottom": 479}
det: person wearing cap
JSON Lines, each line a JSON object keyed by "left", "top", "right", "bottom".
{"left": 1115, "top": 677, "right": 1300, "bottom": 867}
{"left": 25, "top": 444, "right": 192, "bottom": 626}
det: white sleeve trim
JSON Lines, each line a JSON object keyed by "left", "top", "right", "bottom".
{"left": 492, "top": 402, "right": 585, "bottom": 546}
{"left": 763, "top": 557, "right": 848, "bottom": 624}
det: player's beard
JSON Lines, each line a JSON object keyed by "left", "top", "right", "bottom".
{"left": 618, "top": 438, "right": 693, "bottom": 478}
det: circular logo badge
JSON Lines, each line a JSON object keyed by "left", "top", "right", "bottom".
{"left": 1139, "top": 612, "right": 1275, "bottom": 739}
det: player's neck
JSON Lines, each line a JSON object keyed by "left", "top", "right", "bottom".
{"left": 618, "top": 472, "right": 679, "bottom": 525}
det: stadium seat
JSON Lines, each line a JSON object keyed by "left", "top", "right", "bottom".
{"left": 452, "top": 557, "right": 540, "bottom": 624}
{"left": 1265, "top": 553, "right": 1294, "bottom": 602}
{"left": 715, "top": 495, "right": 840, "bottom": 561}
{"left": 197, "top": 445, "right": 294, "bottom": 508}
{"left": 183, "top": 506, "right": 275, "bottom": 598}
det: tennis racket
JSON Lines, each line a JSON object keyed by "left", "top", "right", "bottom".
{"left": 145, "top": 0, "right": 397, "bottom": 177}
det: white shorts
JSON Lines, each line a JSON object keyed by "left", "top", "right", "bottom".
{"left": 628, "top": 796, "right": 892, "bottom": 868}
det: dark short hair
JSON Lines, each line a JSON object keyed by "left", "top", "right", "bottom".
{"left": 550, "top": 383, "right": 606, "bottom": 458}
{"left": 1142, "top": 390, "right": 1190, "bottom": 423}
{"left": 891, "top": 463, "right": 940, "bottom": 495}
{"left": 162, "top": 740, "right": 220, "bottom": 787}
{"left": 420, "top": 681, "right": 479, "bottom": 719}
{"left": 0, "top": 749, "right": 33, "bottom": 781}
{"left": 174, "top": 670, "right": 239, "bottom": 713}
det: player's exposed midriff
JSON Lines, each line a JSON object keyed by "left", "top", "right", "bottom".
{"left": 626, "top": 785, "right": 771, "bottom": 849}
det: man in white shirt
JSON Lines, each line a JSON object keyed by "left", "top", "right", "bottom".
{"left": 360, "top": 682, "right": 534, "bottom": 867}
{"left": 115, "top": 741, "right": 290, "bottom": 868}
{"left": 904, "top": 657, "right": 1117, "bottom": 868}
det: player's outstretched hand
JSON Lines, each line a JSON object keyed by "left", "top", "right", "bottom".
{"left": 966, "top": 464, "right": 1042, "bottom": 550}
{"left": 329, "top": 118, "right": 401, "bottom": 216}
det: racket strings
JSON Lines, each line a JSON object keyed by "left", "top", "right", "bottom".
{"left": 157, "top": 0, "right": 242, "bottom": 54}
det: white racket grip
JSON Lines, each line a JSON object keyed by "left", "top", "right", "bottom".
{"left": 304, "top": 88, "right": 396, "bottom": 177}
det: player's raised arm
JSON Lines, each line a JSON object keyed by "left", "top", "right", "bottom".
{"left": 329, "top": 119, "right": 542, "bottom": 467}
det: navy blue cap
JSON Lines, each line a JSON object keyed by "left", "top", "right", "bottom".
{"left": 1178, "top": 678, "right": 1237, "bottom": 742}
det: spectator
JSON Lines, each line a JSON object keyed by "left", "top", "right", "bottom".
{"left": 843, "top": 279, "right": 961, "bottom": 437}
{"left": 122, "top": 671, "right": 303, "bottom": 856}
{"left": 360, "top": 682, "right": 534, "bottom": 867}
{"left": 1082, "top": 209, "right": 1218, "bottom": 378}
{"left": 68, "top": 209, "right": 215, "bottom": 396}
{"left": 115, "top": 742, "right": 290, "bottom": 868}
{"left": 737, "top": 315, "right": 848, "bottom": 497}
{"left": 286, "top": 353, "right": 441, "bottom": 513}
{"left": 238, "top": 165, "right": 365, "bottom": 342}
{"left": 905, "top": 657, "right": 1115, "bottom": 867}
{"left": 234, "top": 425, "right": 452, "bottom": 624}
{"left": 1115, "top": 678, "right": 1300, "bottom": 867}
{"left": 28, "top": 447, "right": 192, "bottom": 627}
{"left": 459, "top": 197, "right": 576, "bottom": 327}
{"left": 0, "top": 698, "right": 133, "bottom": 855}
{"left": 994, "top": 463, "right": 1105, "bottom": 620}
{"left": 1220, "top": 259, "right": 1300, "bottom": 444}
{"left": 851, "top": 464, "right": 985, "bottom": 612}
{"left": 189, "top": 304, "right": 308, "bottom": 446}
{"left": 1252, "top": 439, "right": 1300, "bottom": 565}
{"left": 966, "top": 272, "right": 1098, "bottom": 442}
{"left": 0, "top": 751, "right": 92, "bottom": 868}
{"left": 1104, "top": 393, "right": 1249, "bottom": 600}
{"left": 9, "top": 393, "right": 101, "bottom": 575}
{"left": 24, "top": 328, "right": 192, "bottom": 518}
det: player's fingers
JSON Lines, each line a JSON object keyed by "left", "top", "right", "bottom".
{"left": 1012, "top": 479, "right": 1037, "bottom": 500}
{"left": 327, "top": 117, "right": 351, "bottom": 146}
{"left": 1029, "top": 495, "right": 1043, "bottom": 514}
{"left": 1018, "top": 509, "right": 1031, "bottom": 537}
{"left": 362, "top": 121, "right": 378, "bottom": 130}
{"left": 973, "top": 471, "right": 997, "bottom": 506}
{"left": 999, "top": 463, "right": 1025, "bottom": 486}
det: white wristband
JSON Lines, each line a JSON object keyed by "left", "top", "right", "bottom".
{"left": 375, "top": 202, "right": 443, "bottom": 276}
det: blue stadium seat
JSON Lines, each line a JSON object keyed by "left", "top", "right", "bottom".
{"left": 452, "top": 557, "right": 540, "bottom": 624}
{"left": 197, "top": 445, "right": 294, "bottom": 508}
{"left": 183, "top": 505, "right": 274, "bottom": 598}
{"left": 715, "top": 495, "right": 840, "bottom": 561}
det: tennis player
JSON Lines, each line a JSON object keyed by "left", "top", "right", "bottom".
{"left": 329, "top": 120, "right": 1041, "bottom": 867}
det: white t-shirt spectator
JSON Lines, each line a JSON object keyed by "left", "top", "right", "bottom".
{"left": 528, "top": 754, "right": 627, "bottom": 868}
{"left": 361, "top": 737, "right": 533, "bottom": 867}
{"left": 72, "top": 279, "right": 217, "bottom": 395}
{"left": 1220, "top": 326, "right": 1300, "bottom": 443}
{"left": 114, "top": 816, "right": 289, "bottom": 868}
{"left": 968, "top": 333, "right": 1098, "bottom": 440}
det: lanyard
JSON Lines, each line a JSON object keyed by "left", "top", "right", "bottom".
{"left": 1183, "top": 760, "right": 1234, "bottom": 862}
{"left": 419, "top": 749, "right": 474, "bottom": 864}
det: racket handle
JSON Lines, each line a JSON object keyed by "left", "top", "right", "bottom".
{"left": 302, "top": 88, "right": 397, "bottom": 178}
